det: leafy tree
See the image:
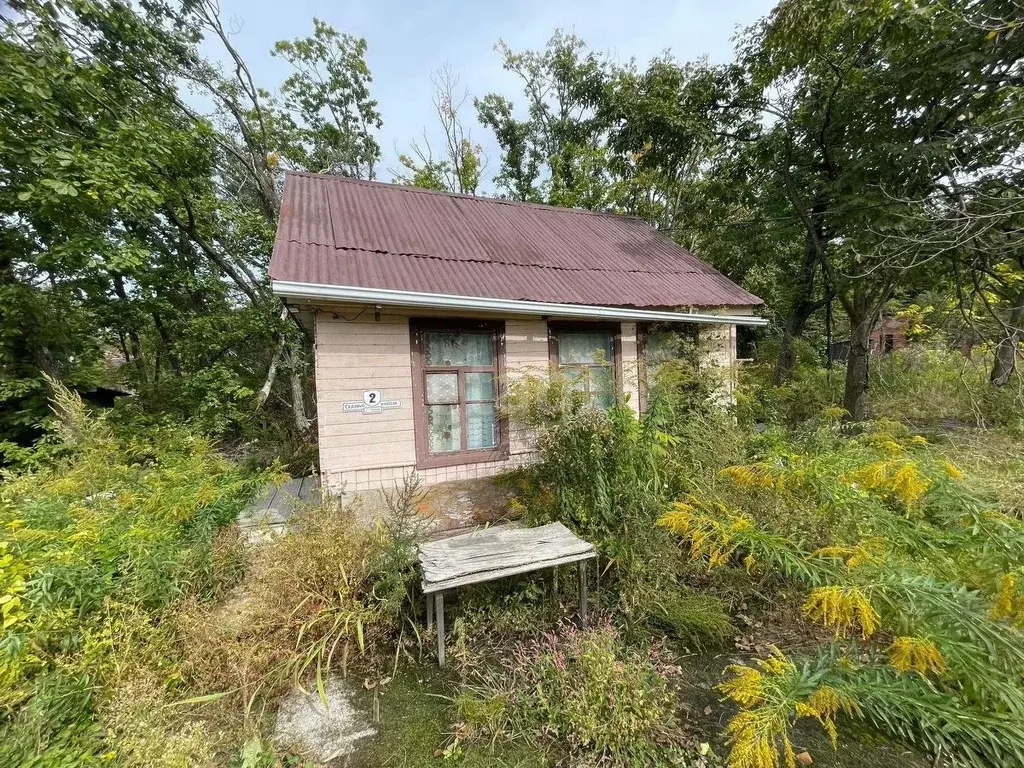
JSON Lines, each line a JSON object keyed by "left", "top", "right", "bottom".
{"left": 272, "top": 18, "right": 382, "bottom": 179}
{"left": 740, "top": 0, "right": 1024, "bottom": 418}
{"left": 475, "top": 32, "right": 616, "bottom": 207}
{"left": 0, "top": 0, "right": 390, "bottom": 454}
{"left": 0, "top": 0, "right": 221, "bottom": 449}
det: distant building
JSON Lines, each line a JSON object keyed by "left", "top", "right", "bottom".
{"left": 829, "top": 316, "right": 911, "bottom": 362}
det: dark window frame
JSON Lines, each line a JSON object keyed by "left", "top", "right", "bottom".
{"left": 547, "top": 321, "right": 623, "bottom": 406}
{"left": 409, "top": 318, "right": 509, "bottom": 470}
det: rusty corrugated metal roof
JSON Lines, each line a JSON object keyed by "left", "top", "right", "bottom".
{"left": 270, "top": 171, "right": 762, "bottom": 309}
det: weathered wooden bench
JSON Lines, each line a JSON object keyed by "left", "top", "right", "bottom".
{"left": 418, "top": 522, "right": 597, "bottom": 666}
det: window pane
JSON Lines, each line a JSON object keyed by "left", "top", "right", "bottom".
{"left": 425, "top": 331, "right": 492, "bottom": 366}
{"left": 465, "top": 372, "right": 495, "bottom": 401}
{"left": 466, "top": 402, "right": 498, "bottom": 449}
{"left": 425, "top": 372, "right": 459, "bottom": 404}
{"left": 427, "top": 404, "right": 461, "bottom": 453}
{"left": 557, "top": 332, "right": 613, "bottom": 365}
{"left": 562, "top": 366, "right": 587, "bottom": 394}
{"left": 591, "top": 366, "right": 615, "bottom": 409}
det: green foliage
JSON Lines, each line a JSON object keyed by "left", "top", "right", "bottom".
{"left": 272, "top": 18, "right": 382, "bottom": 178}
{"left": 871, "top": 344, "right": 1024, "bottom": 432}
{"left": 457, "top": 621, "right": 687, "bottom": 767}
{"left": 0, "top": 383, "right": 266, "bottom": 765}
{"left": 504, "top": 371, "right": 736, "bottom": 649}
{"left": 660, "top": 417, "right": 1024, "bottom": 767}
{"left": 734, "top": 344, "right": 844, "bottom": 427}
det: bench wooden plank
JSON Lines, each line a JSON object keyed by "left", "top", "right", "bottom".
{"left": 418, "top": 522, "right": 596, "bottom": 593}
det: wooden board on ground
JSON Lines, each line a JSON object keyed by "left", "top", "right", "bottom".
{"left": 237, "top": 476, "right": 320, "bottom": 531}
{"left": 418, "top": 522, "right": 596, "bottom": 594}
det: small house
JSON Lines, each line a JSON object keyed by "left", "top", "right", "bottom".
{"left": 269, "top": 172, "right": 765, "bottom": 498}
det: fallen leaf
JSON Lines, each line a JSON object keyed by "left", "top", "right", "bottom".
{"left": 797, "top": 751, "right": 813, "bottom": 765}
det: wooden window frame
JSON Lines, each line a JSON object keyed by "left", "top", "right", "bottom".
{"left": 410, "top": 318, "right": 509, "bottom": 470}
{"left": 547, "top": 321, "right": 623, "bottom": 405}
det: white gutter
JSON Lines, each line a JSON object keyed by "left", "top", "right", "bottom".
{"left": 272, "top": 281, "right": 768, "bottom": 327}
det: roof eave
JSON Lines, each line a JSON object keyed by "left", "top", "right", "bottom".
{"left": 271, "top": 281, "right": 769, "bottom": 327}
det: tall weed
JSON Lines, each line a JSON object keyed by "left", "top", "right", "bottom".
{"left": 456, "top": 620, "right": 687, "bottom": 767}
{"left": 504, "top": 373, "right": 735, "bottom": 648}
{"left": 174, "top": 493, "right": 418, "bottom": 719}
{"left": 0, "top": 384, "right": 268, "bottom": 765}
{"left": 661, "top": 419, "right": 1024, "bottom": 766}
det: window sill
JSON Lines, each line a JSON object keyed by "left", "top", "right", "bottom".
{"left": 415, "top": 446, "right": 510, "bottom": 470}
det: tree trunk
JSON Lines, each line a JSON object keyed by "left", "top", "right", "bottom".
{"left": 286, "top": 346, "right": 312, "bottom": 433}
{"left": 774, "top": 226, "right": 822, "bottom": 384}
{"left": 842, "top": 288, "right": 874, "bottom": 421}
{"left": 256, "top": 311, "right": 288, "bottom": 409}
{"left": 111, "top": 274, "right": 146, "bottom": 384}
{"left": 990, "top": 305, "right": 1023, "bottom": 386}
{"left": 152, "top": 312, "right": 182, "bottom": 378}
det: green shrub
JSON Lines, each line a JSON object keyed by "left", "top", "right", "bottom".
{"left": 871, "top": 344, "right": 1024, "bottom": 431}
{"left": 0, "top": 383, "right": 268, "bottom": 765}
{"left": 734, "top": 359, "right": 844, "bottom": 427}
{"left": 504, "top": 373, "right": 735, "bottom": 649}
{"left": 457, "top": 621, "right": 686, "bottom": 767}
{"left": 737, "top": 339, "right": 1024, "bottom": 432}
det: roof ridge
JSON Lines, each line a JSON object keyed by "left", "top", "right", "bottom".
{"left": 286, "top": 239, "right": 710, "bottom": 275}
{"left": 284, "top": 170, "right": 647, "bottom": 222}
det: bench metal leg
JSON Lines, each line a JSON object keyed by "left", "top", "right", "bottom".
{"left": 426, "top": 592, "right": 433, "bottom": 629}
{"left": 578, "top": 560, "right": 588, "bottom": 626}
{"left": 436, "top": 591, "right": 445, "bottom": 667}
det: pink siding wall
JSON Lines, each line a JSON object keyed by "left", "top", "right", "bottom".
{"left": 316, "top": 310, "right": 557, "bottom": 494}
{"left": 314, "top": 309, "right": 727, "bottom": 494}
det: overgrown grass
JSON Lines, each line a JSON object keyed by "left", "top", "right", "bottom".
{"left": 455, "top": 620, "right": 690, "bottom": 767}
{"left": 871, "top": 345, "right": 1024, "bottom": 431}
{"left": 0, "top": 384, "right": 269, "bottom": 766}
{"left": 174, "top": 495, "right": 418, "bottom": 721}
{"left": 736, "top": 340, "right": 1024, "bottom": 432}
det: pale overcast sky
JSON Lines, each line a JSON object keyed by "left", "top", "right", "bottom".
{"left": 205, "top": 0, "right": 776, "bottom": 188}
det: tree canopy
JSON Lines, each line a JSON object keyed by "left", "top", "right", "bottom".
{"left": 1, "top": 0, "right": 1022, "bottom": 457}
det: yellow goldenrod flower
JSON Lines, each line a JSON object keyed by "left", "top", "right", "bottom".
{"left": 888, "top": 636, "right": 946, "bottom": 676}
{"left": 888, "top": 463, "right": 930, "bottom": 505}
{"left": 658, "top": 498, "right": 752, "bottom": 570}
{"left": 803, "top": 586, "right": 879, "bottom": 639}
{"left": 721, "top": 464, "right": 775, "bottom": 489}
{"left": 719, "top": 664, "right": 767, "bottom": 708}
{"left": 991, "top": 572, "right": 1018, "bottom": 621}
{"left": 939, "top": 460, "right": 964, "bottom": 480}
